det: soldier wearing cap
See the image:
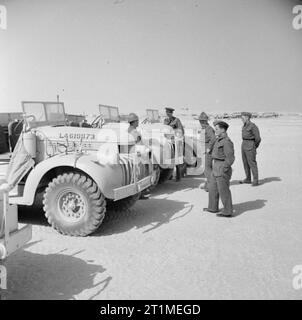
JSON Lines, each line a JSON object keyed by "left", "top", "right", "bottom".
{"left": 198, "top": 112, "right": 215, "bottom": 192}
{"left": 164, "top": 107, "right": 184, "bottom": 135}
{"left": 128, "top": 113, "right": 142, "bottom": 144}
{"left": 203, "top": 121, "right": 235, "bottom": 217}
{"left": 240, "top": 112, "right": 261, "bottom": 186}
{"left": 164, "top": 107, "right": 184, "bottom": 181}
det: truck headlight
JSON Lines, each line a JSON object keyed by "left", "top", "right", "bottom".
{"left": 97, "top": 143, "right": 120, "bottom": 165}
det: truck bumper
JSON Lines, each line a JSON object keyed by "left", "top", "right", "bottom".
{"left": 113, "top": 175, "right": 153, "bottom": 201}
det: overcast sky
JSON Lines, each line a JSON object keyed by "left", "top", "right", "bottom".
{"left": 0, "top": 0, "right": 301, "bottom": 115}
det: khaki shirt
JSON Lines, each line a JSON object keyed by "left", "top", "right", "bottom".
{"left": 128, "top": 126, "right": 142, "bottom": 144}
{"left": 204, "top": 124, "right": 216, "bottom": 153}
{"left": 211, "top": 133, "right": 235, "bottom": 176}
{"left": 164, "top": 116, "right": 184, "bottom": 135}
{"left": 242, "top": 121, "right": 261, "bottom": 149}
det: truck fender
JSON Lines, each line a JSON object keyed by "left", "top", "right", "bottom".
{"left": 15, "top": 153, "right": 122, "bottom": 206}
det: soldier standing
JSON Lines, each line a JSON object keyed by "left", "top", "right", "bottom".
{"left": 198, "top": 112, "right": 215, "bottom": 192}
{"left": 203, "top": 121, "right": 235, "bottom": 217}
{"left": 164, "top": 107, "right": 184, "bottom": 181}
{"left": 240, "top": 112, "right": 261, "bottom": 186}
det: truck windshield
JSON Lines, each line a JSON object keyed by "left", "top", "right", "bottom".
{"left": 99, "top": 104, "right": 120, "bottom": 122}
{"left": 146, "top": 109, "right": 160, "bottom": 123}
{"left": 22, "top": 102, "right": 66, "bottom": 128}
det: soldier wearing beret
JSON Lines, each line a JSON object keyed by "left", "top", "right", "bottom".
{"left": 203, "top": 121, "right": 235, "bottom": 217}
{"left": 240, "top": 112, "right": 261, "bottom": 186}
{"left": 198, "top": 112, "right": 215, "bottom": 192}
{"left": 163, "top": 107, "right": 184, "bottom": 181}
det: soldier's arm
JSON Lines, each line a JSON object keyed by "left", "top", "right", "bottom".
{"left": 178, "top": 119, "right": 184, "bottom": 135}
{"left": 207, "top": 135, "right": 216, "bottom": 153}
{"left": 252, "top": 124, "right": 261, "bottom": 148}
{"left": 223, "top": 140, "right": 235, "bottom": 170}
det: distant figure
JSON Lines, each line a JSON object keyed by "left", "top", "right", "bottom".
{"left": 198, "top": 112, "right": 215, "bottom": 192}
{"left": 80, "top": 119, "right": 92, "bottom": 128}
{"left": 69, "top": 121, "right": 80, "bottom": 127}
{"left": 240, "top": 112, "right": 261, "bottom": 186}
{"left": 164, "top": 107, "right": 184, "bottom": 181}
{"left": 203, "top": 121, "right": 235, "bottom": 217}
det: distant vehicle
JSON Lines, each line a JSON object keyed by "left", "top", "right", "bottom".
{"left": 0, "top": 101, "right": 154, "bottom": 236}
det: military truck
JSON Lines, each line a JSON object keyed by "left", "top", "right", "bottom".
{"left": 0, "top": 101, "right": 154, "bottom": 237}
{"left": 94, "top": 105, "right": 184, "bottom": 188}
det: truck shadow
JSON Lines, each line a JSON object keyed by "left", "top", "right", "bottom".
{"left": 18, "top": 204, "right": 49, "bottom": 226}
{"left": 18, "top": 197, "right": 193, "bottom": 238}
{"left": 152, "top": 176, "right": 206, "bottom": 196}
{"left": 96, "top": 198, "right": 193, "bottom": 237}
{"left": 2, "top": 249, "right": 111, "bottom": 300}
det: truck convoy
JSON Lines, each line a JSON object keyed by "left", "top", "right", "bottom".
{"left": 0, "top": 102, "right": 206, "bottom": 239}
{"left": 0, "top": 101, "right": 154, "bottom": 237}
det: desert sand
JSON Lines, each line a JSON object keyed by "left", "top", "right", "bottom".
{"left": 1, "top": 116, "right": 302, "bottom": 300}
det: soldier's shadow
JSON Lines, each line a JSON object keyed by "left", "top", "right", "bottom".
{"left": 231, "top": 176, "right": 281, "bottom": 186}
{"left": 232, "top": 199, "right": 267, "bottom": 217}
{"left": 2, "top": 248, "right": 111, "bottom": 300}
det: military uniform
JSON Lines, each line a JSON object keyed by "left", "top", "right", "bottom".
{"left": 164, "top": 107, "right": 184, "bottom": 180}
{"left": 197, "top": 112, "right": 215, "bottom": 190}
{"left": 204, "top": 124, "right": 215, "bottom": 186}
{"left": 241, "top": 114, "right": 261, "bottom": 185}
{"left": 208, "top": 129, "right": 235, "bottom": 216}
{"left": 164, "top": 116, "right": 184, "bottom": 135}
{"left": 128, "top": 125, "right": 142, "bottom": 144}
{"left": 127, "top": 113, "right": 142, "bottom": 144}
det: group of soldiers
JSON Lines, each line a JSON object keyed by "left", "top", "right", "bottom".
{"left": 199, "top": 111, "right": 261, "bottom": 217}
{"left": 126, "top": 107, "right": 261, "bottom": 217}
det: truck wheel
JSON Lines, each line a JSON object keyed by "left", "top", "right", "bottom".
{"left": 158, "top": 168, "right": 174, "bottom": 184}
{"left": 43, "top": 173, "right": 106, "bottom": 236}
{"left": 105, "top": 193, "right": 141, "bottom": 222}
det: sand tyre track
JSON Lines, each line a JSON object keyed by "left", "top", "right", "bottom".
{"left": 105, "top": 193, "right": 141, "bottom": 222}
{"left": 159, "top": 168, "right": 174, "bottom": 183}
{"left": 43, "top": 173, "right": 106, "bottom": 236}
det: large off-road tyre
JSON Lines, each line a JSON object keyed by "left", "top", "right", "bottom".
{"left": 105, "top": 193, "right": 141, "bottom": 222}
{"left": 43, "top": 173, "right": 106, "bottom": 236}
{"left": 158, "top": 168, "right": 174, "bottom": 184}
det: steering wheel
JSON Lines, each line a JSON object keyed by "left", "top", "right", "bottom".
{"left": 25, "top": 114, "right": 37, "bottom": 122}
{"left": 91, "top": 115, "right": 105, "bottom": 128}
